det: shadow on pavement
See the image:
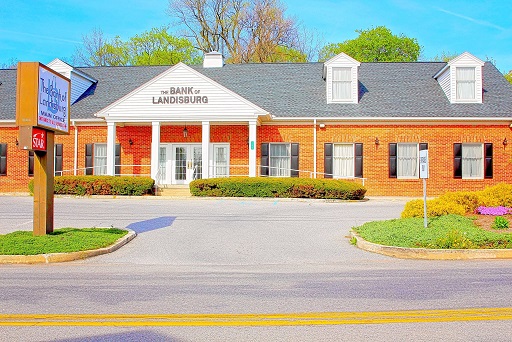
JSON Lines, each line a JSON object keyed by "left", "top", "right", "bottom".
{"left": 126, "top": 216, "right": 176, "bottom": 234}
{"left": 49, "top": 330, "right": 183, "bottom": 342}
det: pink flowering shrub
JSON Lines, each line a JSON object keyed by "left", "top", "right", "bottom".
{"left": 475, "top": 206, "right": 512, "bottom": 216}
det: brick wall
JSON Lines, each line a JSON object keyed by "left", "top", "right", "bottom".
{"left": 1, "top": 123, "right": 510, "bottom": 196}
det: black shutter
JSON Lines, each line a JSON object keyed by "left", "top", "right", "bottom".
{"left": 0, "top": 143, "right": 7, "bottom": 176}
{"left": 85, "top": 144, "right": 93, "bottom": 175}
{"left": 260, "top": 143, "right": 269, "bottom": 176}
{"left": 115, "top": 143, "right": 121, "bottom": 176}
{"left": 55, "top": 144, "right": 63, "bottom": 176}
{"left": 291, "top": 143, "right": 299, "bottom": 178}
{"left": 420, "top": 143, "right": 428, "bottom": 151}
{"left": 324, "top": 143, "right": 333, "bottom": 178}
{"left": 355, "top": 143, "right": 363, "bottom": 178}
{"left": 484, "top": 143, "right": 493, "bottom": 179}
{"left": 28, "top": 151, "right": 34, "bottom": 176}
{"left": 389, "top": 143, "right": 397, "bottom": 178}
{"left": 454, "top": 143, "right": 462, "bottom": 179}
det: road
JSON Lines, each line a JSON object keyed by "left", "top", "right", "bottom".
{"left": 1, "top": 196, "right": 512, "bottom": 341}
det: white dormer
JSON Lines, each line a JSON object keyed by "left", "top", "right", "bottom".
{"left": 47, "top": 59, "right": 98, "bottom": 104}
{"left": 323, "top": 53, "right": 361, "bottom": 104}
{"left": 434, "top": 52, "right": 485, "bottom": 104}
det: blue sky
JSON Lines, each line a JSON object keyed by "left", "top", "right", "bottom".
{"left": 1, "top": 0, "right": 511, "bottom": 72}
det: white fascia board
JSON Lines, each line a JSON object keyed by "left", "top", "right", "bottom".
{"left": 94, "top": 62, "right": 269, "bottom": 118}
{"left": 269, "top": 116, "right": 512, "bottom": 123}
{"left": 71, "top": 69, "right": 98, "bottom": 83}
{"left": 103, "top": 114, "right": 266, "bottom": 124}
{"left": 324, "top": 52, "right": 361, "bottom": 66}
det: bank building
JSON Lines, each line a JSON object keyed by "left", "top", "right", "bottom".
{"left": 1, "top": 51, "right": 511, "bottom": 196}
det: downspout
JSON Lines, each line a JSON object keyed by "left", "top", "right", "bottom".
{"left": 313, "top": 119, "right": 317, "bottom": 178}
{"left": 73, "top": 120, "right": 78, "bottom": 175}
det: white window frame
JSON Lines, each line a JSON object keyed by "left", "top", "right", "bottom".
{"left": 456, "top": 67, "right": 476, "bottom": 101}
{"left": 461, "top": 143, "right": 484, "bottom": 179}
{"left": 397, "top": 143, "right": 419, "bottom": 179}
{"left": 93, "top": 143, "right": 107, "bottom": 176}
{"left": 333, "top": 143, "right": 355, "bottom": 178}
{"left": 332, "top": 67, "right": 352, "bottom": 102}
{"left": 269, "top": 143, "right": 291, "bottom": 177}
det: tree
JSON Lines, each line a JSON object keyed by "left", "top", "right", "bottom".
{"left": 319, "top": 26, "right": 421, "bottom": 62}
{"left": 167, "top": 0, "right": 318, "bottom": 63}
{"left": 0, "top": 58, "right": 18, "bottom": 69}
{"left": 72, "top": 27, "right": 201, "bottom": 66}
{"left": 504, "top": 71, "right": 512, "bottom": 85}
{"left": 432, "top": 51, "right": 460, "bottom": 62}
{"left": 126, "top": 27, "right": 201, "bottom": 65}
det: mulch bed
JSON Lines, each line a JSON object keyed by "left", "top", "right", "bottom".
{"left": 471, "top": 214, "right": 512, "bottom": 232}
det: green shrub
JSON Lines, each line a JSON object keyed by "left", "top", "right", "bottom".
{"left": 190, "top": 177, "right": 366, "bottom": 200}
{"left": 492, "top": 216, "right": 510, "bottom": 230}
{"left": 28, "top": 176, "right": 154, "bottom": 196}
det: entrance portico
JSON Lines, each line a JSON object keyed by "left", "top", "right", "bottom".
{"left": 96, "top": 62, "right": 268, "bottom": 183}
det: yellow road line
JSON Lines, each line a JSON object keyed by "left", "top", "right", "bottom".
{"left": 1, "top": 308, "right": 512, "bottom": 326}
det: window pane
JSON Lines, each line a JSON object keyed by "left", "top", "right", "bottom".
{"left": 456, "top": 67, "right": 475, "bottom": 100}
{"left": 94, "top": 144, "right": 107, "bottom": 175}
{"left": 333, "top": 144, "right": 354, "bottom": 177}
{"left": 159, "top": 147, "right": 166, "bottom": 183}
{"left": 462, "top": 144, "right": 483, "bottom": 178}
{"left": 397, "top": 143, "right": 418, "bottom": 178}
{"left": 270, "top": 144, "right": 291, "bottom": 177}
{"left": 332, "top": 67, "right": 352, "bottom": 100}
{"left": 214, "top": 146, "right": 228, "bottom": 177}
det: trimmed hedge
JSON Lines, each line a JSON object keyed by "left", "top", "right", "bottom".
{"left": 189, "top": 177, "right": 366, "bottom": 200}
{"left": 28, "top": 176, "right": 154, "bottom": 196}
{"left": 401, "top": 183, "right": 512, "bottom": 218}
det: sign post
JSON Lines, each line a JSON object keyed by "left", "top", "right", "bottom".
{"left": 419, "top": 149, "right": 429, "bottom": 228}
{"left": 16, "top": 62, "right": 70, "bottom": 236}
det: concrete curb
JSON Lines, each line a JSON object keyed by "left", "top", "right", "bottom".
{"left": 350, "top": 231, "right": 512, "bottom": 260}
{"left": 0, "top": 229, "right": 137, "bottom": 264}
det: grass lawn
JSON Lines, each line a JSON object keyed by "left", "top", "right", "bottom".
{"left": 0, "top": 228, "right": 128, "bottom": 255}
{"left": 353, "top": 214, "right": 512, "bottom": 249}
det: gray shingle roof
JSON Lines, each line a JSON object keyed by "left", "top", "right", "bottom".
{"left": 2, "top": 61, "right": 512, "bottom": 121}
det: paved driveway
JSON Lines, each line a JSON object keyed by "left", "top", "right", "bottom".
{"left": 0, "top": 196, "right": 407, "bottom": 267}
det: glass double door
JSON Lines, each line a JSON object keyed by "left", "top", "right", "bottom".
{"left": 159, "top": 144, "right": 202, "bottom": 185}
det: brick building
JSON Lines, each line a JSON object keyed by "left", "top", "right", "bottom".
{"left": 1, "top": 52, "right": 511, "bottom": 196}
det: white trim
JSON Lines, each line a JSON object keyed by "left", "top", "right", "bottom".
{"left": 249, "top": 120, "right": 257, "bottom": 177}
{"left": 268, "top": 117, "right": 512, "bottom": 123}
{"left": 202, "top": 121, "right": 210, "bottom": 179}
{"left": 95, "top": 62, "right": 269, "bottom": 119}
{"left": 151, "top": 122, "right": 161, "bottom": 181}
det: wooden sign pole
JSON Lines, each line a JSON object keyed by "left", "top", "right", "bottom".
{"left": 33, "top": 131, "right": 54, "bottom": 235}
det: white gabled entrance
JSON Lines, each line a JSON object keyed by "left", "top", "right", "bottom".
{"left": 159, "top": 144, "right": 202, "bottom": 185}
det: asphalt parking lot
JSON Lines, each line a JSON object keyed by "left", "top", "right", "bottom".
{"left": 0, "top": 196, "right": 407, "bottom": 266}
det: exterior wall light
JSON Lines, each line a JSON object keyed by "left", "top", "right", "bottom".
{"left": 503, "top": 137, "right": 508, "bottom": 146}
{"left": 129, "top": 138, "right": 133, "bottom": 146}
{"left": 183, "top": 125, "right": 188, "bottom": 138}
{"left": 375, "top": 137, "right": 380, "bottom": 145}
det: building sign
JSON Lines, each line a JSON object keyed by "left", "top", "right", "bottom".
{"left": 18, "top": 126, "right": 47, "bottom": 151}
{"left": 37, "top": 66, "right": 69, "bottom": 132}
{"left": 420, "top": 149, "right": 429, "bottom": 179}
{"left": 152, "top": 87, "right": 209, "bottom": 105}
{"left": 16, "top": 62, "right": 71, "bottom": 135}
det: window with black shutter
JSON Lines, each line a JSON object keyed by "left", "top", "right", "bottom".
{"left": 0, "top": 144, "right": 7, "bottom": 176}
{"left": 55, "top": 144, "right": 63, "bottom": 176}
{"left": 28, "top": 151, "right": 34, "bottom": 176}
{"left": 324, "top": 143, "right": 363, "bottom": 178}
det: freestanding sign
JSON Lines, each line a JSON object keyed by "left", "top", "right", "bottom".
{"left": 16, "top": 62, "right": 71, "bottom": 236}
{"left": 419, "top": 149, "right": 429, "bottom": 228}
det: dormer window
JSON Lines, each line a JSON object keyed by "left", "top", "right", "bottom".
{"left": 323, "top": 52, "right": 360, "bottom": 104}
{"left": 456, "top": 67, "right": 476, "bottom": 100}
{"left": 332, "top": 67, "right": 352, "bottom": 101}
{"left": 434, "top": 52, "right": 484, "bottom": 104}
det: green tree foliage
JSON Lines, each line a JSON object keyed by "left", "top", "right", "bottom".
{"left": 432, "top": 51, "right": 460, "bottom": 62}
{"left": 73, "top": 27, "right": 201, "bottom": 66}
{"left": 505, "top": 70, "right": 512, "bottom": 85}
{"left": 319, "top": 26, "right": 421, "bottom": 62}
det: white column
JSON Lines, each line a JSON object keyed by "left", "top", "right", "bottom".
{"left": 106, "top": 122, "right": 116, "bottom": 176}
{"left": 313, "top": 119, "right": 317, "bottom": 178}
{"left": 202, "top": 121, "right": 210, "bottom": 179}
{"left": 150, "top": 122, "right": 161, "bottom": 182}
{"left": 248, "top": 120, "right": 257, "bottom": 177}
